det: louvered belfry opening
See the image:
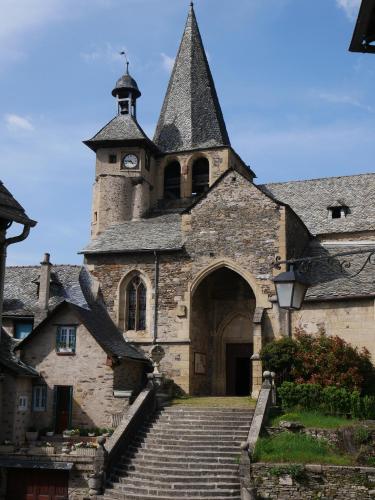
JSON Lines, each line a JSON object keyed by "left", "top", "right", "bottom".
{"left": 163, "top": 161, "right": 181, "bottom": 199}
{"left": 192, "top": 157, "right": 209, "bottom": 196}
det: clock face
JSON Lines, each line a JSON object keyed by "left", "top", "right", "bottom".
{"left": 122, "top": 154, "right": 139, "bottom": 169}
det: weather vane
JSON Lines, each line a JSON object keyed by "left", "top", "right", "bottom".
{"left": 119, "top": 51, "right": 129, "bottom": 74}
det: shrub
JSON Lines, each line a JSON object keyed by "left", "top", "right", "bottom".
{"left": 260, "top": 338, "right": 298, "bottom": 384}
{"left": 278, "top": 382, "right": 322, "bottom": 411}
{"left": 278, "top": 382, "right": 375, "bottom": 419}
{"left": 262, "top": 330, "right": 375, "bottom": 394}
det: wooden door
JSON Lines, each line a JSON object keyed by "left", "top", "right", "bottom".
{"left": 55, "top": 386, "right": 72, "bottom": 434}
{"left": 6, "top": 469, "right": 69, "bottom": 500}
{"left": 226, "top": 343, "right": 253, "bottom": 396}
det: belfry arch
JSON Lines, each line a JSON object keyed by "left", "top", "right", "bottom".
{"left": 189, "top": 266, "right": 257, "bottom": 396}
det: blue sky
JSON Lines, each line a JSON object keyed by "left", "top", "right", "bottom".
{"left": 1, "top": 0, "right": 373, "bottom": 265}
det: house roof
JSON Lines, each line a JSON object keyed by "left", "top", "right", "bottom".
{"left": 302, "top": 243, "right": 375, "bottom": 301}
{"left": 262, "top": 173, "right": 375, "bottom": 236}
{"left": 81, "top": 213, "right": 183, "bottom": 255}
{"left": 153, "top": 4, "right": 230, "bottom": 153}
{"left": 3, "top": 265, "right": 87, "bottom": 317}
{"left": 15, "top": 300, "right": 147, "bottom": 362}
{"left": 349, "top": 0, "right": 375, "bottom": 53}
{"left": 0, "top": 180, "right": 36, "bottom": 227}
{"left": 0, "top": 329, "right": 38, "bottom": 377}
{"left": 84, "top": 114, "right": 157, "bottom": 152}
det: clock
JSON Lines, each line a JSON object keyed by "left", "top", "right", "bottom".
{"left": 122, "top": 154, "right": 139, "bottom": 169}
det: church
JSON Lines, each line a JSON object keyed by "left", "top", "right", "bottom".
{"left": 3, "top": 3, "right": 375, "bottom": 407}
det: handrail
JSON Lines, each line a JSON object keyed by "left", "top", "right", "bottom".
{"left": 239, "top": 372, "right": 275, "bottom": 500}
{"left": 90, "top": 384, "right": 157, "bottom": 496}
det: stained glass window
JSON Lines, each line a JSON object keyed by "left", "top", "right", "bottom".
{"left": 126, "top": 276, "right": 147, "bottom": 331}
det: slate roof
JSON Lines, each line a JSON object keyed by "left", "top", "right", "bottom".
{"left": 82, "top": 213, "right": 183, "bottom": 254}
{"left": 262, "top": 173, "right": 375, "bottom": 236}
{"left": 3, "top": 265, "right": 86, "bottom": 317}
{"left": 153, "top": 4, "right": 230, "bottom": 153}
{"left": 0, "top": 180, "right": 36, "bottom": 226}
{"left": 302, "top": 243, "right": 375, "bottom": 301}
{"left": 15, "top": 301, "right": 147, "bottom": 362}
{"left": 84, "top": 114, "right": 155, "bottom": 152}
{"left": 0, "top": 329, "right": 38, "bottom": 377}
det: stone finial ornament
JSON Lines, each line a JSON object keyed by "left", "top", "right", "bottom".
{"left": 150, "top": 344, "right": 165, "bottom": 374}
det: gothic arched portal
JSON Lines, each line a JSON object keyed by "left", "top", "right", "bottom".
{"left": 189, "top": 267, "right": 256, "bottom": 396}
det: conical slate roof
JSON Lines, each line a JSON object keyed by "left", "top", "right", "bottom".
{"left": 154, "top": 4, "right": 230, "bottom": 153}
{"left": 84, "top": 114, "right": 154, "bottom": 152}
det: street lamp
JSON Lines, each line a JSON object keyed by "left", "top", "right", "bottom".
{"left": 272, "top": 248, "right": 375, "bottom": 310}
{"left": 273, "top": 266, "right": 309, "bottom": 310}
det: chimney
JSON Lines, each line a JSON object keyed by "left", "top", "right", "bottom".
{"left": 38, "top": 253, "right": 52, "bottom": 315}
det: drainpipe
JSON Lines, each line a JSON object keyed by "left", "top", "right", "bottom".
{"left": 0, "top": 223, "right": 31, "bottom": 342}
{"left": 153, "top": 251, "right": 159, "bottom": 344}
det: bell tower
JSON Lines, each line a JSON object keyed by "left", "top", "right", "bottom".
{"left": 112, "top": 61, "right": 141, "bottom": 118}
{"left": 84, "top": 64, "right": 158, "bottom": 238}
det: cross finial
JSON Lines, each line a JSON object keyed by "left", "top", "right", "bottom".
{"left": 119, "top": 51, "right": 129, "bottom": 73}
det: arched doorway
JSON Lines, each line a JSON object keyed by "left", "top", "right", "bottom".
{"left": 190, "top": 267, "right": 256, "bottom": 396}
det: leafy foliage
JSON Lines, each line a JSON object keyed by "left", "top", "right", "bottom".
{"left": 261, "top": 329, "right": 375, "bottom": 394}
{"left": 278, "top": 381, "right": 375, "bottom": 419}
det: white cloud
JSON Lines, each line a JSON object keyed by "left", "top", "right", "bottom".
{"left": 161, "top": 53, "right": 175, "bottom": 73}
{"left": 335, "top": 0, "right": 361, "bottom": 20}
{"left": 5, "top": 114, "right": 34, "bottom": 131}
{"left": 314, "top": 90, "right": 373, "bottom": 112}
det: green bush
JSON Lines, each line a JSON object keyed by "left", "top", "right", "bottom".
{"left": 278, "top": 382, "right": 375, "bottom": 419}
{"left": 262, "top": 331, "right": 375, "bottom": 394}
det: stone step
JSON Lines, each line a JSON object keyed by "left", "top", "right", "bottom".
{"left": 126, "top": 446, "right": 240, "bottom": 459}
{"left": 120, "top": 454, "right": 240, "bottom": 466}
{"left": 109, "top": 477, "right": 240, "bottom": 489}
{"left": 112, "top": 470, "right": 240, "bottom": 482}
{"left": 141, "top": 427, "right": 250, "bottom": 436}
{"left": 115, "top": 461, "right": 240, "bottom": 473}
{"left": 111, "top": 483, "right": 241, "bottom": 497}
{"left": 135, "top": 433, "right": 246, "bottom": 444}
{"left": 148, "top": 422, "right": 251, "bottom": 430}
{"left": 156, "top": 413, "right": 253, "bottom": 420}
{"left": 103, "top": 492, "right": 241, "bottom": 500}
{"left": 131, "top": 441, "right": 240, "bottom": 452}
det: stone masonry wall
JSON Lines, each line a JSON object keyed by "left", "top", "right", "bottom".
{"left": 87, "top": 170, "right": 284, "bottom": 393}
{"left": 292, "top": 298, "right": 375, "bottom": 362}
{"left": 20, "top": 307, "right": 134, "bottom": 430}
{"left": 252, "top": 463, "right": 375, "bottom": 499}
{"left": 0, "top": 374, "right": 32, "bottom": 444}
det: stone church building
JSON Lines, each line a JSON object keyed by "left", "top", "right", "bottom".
{"left": 3, "top": 4, "right": 375, "bottom": 409}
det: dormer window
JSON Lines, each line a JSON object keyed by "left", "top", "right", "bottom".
{"left": 328, "top": 206, "right": 349, "bottom": 219}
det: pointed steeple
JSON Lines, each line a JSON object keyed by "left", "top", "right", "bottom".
{"left": 154, "top": 3, "right": 230, "bottom": 153}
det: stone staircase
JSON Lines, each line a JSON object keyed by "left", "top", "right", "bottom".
{"left": 103, "top": 404, "right": 253, "bottom": 500}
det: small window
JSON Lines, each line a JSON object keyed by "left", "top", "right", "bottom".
{"left": 192, "top": 157, "right": 209, "bottom": 196}
{"left": 14, "top": 321, "right": 33, "bottom": 340}
{"left": 94, "top": 211, "right": 98, "bottom": 223}
{"left": 127, "top": 276, "right": 147, "bottom": 331}
{"left": 56, "top": 326, "right": 76, "bottom": 354}
{"left": 329, "top": 206, "right": 348, "bottom": 219}
{"left": 18, "top": 396, "right": 28, "bottom": 411}
{"left": 109, "top": 154, "right": 117, "bottom": 164}
{"left": 32, "top": 385, "right": 47, "bottom": 412}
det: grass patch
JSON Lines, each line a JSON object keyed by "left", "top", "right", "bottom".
{"left": 254, "top": 432, "right": 353, "bottom": 465}
{"left": 270, "top": 411, "right": 355, "bottom": 429}
{"left": 170, "top": 396, "right": 256, "bottom": 408}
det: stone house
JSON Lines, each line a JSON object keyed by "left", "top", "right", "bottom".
{"left": 1, "top": 257, "right": 147, "bottom": 444}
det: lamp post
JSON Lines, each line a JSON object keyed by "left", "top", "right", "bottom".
{"left": 272, "top": 248, "right": 375, "bottom": 310}
{"left": 273, "top": 266, "right": 309, "bottom": 311}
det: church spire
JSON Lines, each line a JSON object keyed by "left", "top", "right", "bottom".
{"left": 154, "top": 3, "right": 230, "bottom": 153}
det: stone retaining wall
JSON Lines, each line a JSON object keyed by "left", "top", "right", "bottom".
{"left": 252, "top": 463, "right": 375, "bottom": 499}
